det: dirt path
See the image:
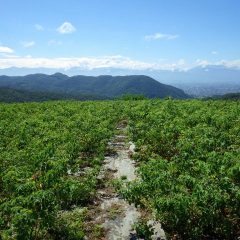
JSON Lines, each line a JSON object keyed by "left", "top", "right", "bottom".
{"left": 97, "top": 121, "right": 140, "bottom": 239}
{"left": 87, "top": 121, "right": 165, "bottom": 240}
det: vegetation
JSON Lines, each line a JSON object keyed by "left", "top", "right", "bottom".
{"left": 0, "top": 101, "right": 121, "bottom": 239}
{"left": 117, "top": 93, "right": 147, "bottom": 101}
{"left": 0, "top": 88, "right": 107, "bottom": 103}
{"left": 0, "top": 99, "right": 239, "bottom": 239}
{"left": 205, "top": 92, "right": 240, "bottom": 100}
{"left": 0, "top": 74, "right": 190, "bottom": 99}
{"left": 123, "top": 99, "right": 240, "bottom": 239}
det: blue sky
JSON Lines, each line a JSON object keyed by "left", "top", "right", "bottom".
{"left": 0, "top": 0, "right": 240, "bottom": 70}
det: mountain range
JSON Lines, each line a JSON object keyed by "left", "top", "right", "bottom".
{"left": 0, "top": 74, "right": 189, "bottom": 101}
{"left": 0, "top": 65, "right": 239, "bottom": 97}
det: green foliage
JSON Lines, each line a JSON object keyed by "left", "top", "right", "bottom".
{"left": 134, "top": 220, "right": 154, "bottom": 240}
{"left": 205, "top": 92, "right": 240, "bottom": 100}
{"left": 118, "top": 94, "right": 147, "bottom": 101}
{"left": 0, "top": 87, "right": 106, "bottom": 103}
{"left": 53, "top": 208, "right": 87, "bottom": 240}
{"left": 123, "top": 99, "right": 240, "bottom": 239}
{"left": 0, "top": 101, "right": 121, "bottom": 239}
{"left": 0, "top": 99, "right": 239, "bottom": 239}
{"left": 0, "top": 74, "right": 190, "bottom": 99}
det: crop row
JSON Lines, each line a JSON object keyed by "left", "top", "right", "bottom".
{"left": 123, "top": 99, "right": 240, "bottom": 239}
{"left": 0, "top": 101, "right": 122, "bottom": 239}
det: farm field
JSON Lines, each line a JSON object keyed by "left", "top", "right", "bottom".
{"left": 0, "top": 99, "right": 239, "bottom": 239}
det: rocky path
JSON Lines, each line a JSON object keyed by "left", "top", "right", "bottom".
{"left": 88, "top": 121, "right": 165, "bottom": 240}
{"left": 97, "top": 121, "right": 140, "bottom": 240}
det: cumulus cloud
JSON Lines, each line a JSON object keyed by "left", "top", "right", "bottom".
{"left": 0, "top": 55, "right": 189, "bottom": 71}
{"left": 145, "top": 33, "right": 179, "bottom": 41}
{"left": 196, "top": 59, "right": 240, "bottom": 69}
{"left": 0, "top": 46, "right": 14, "bottom": 53}
{"left": 21, "top": 41, "right": 35, "bottom": 48}
{"left": 0, "top": 55, "right": 239, "bottom": 71}
{"left": 196, "top": 59, "right": 210, "bottom": 67}
{"left": 57, "top": 22, "right": 76, "bottom": 34}
{"left": 217, "top": 59, "right": 240, "bottom": 68}
{"left": 35, "top": 24, "right": 44, "bottom": 31}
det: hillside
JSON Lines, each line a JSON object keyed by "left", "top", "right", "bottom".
{"left": 204, "top": 92, "right": 240, "bottom": 100}
{"left": 0, "top": 87, "right": 107, "bottom": 103}
{"left": 0, "top": 73, "right": 189, "bottom": 99}
{"left": 1, "top": 65, "right": 240, "bottom": 97}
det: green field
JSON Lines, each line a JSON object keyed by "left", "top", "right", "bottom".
{"left": 0, "top": 99, "right": 239, "bottom": 239}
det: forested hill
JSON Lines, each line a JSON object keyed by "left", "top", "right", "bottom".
{"left": 0, "top": 73, "right": 189, "bottom": 99}
{"left": 205, "top": 92, "right": 240, "bottom": 100}
{"left": 0, "top": 88, "right": 107, "bottom": 103}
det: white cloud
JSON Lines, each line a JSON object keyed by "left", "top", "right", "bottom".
{"left": 0, "top": 55, "right": 188, "bottom": 71}
{"left": 0, "top": 55, "right": 240, "bottom": 71}
{"left": 0, "top": 46, "right": 14, "bottom": 53}
{"left": 21, "top": 41, "right": 35, "bottom": 48}
{"left": 196, "top": 59, "right": 210, "bottom": 67}
{"left": 217, "top": 59, "right": 240, "bottom": 68}
{"left": 57, "top": 22, "right": 76, "bottom": 34}
{"left": 196, "top": 59, "right": 240, "bottom": 69}
{"left": 0, "top": 53, "right": 19, "bottom": 58}
{"left": 35, "top": 24, "right": 44, "bottom": 31}
{"left": 145, "top": 33, "right": 179, "bottom": 41}
{"left": 48, "top": 40, "right": 62, "bottom": 46}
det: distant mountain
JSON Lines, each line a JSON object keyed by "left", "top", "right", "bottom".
{"left": 204, "top": 92, "right": 240, "bottom": 100}
{"left": 1, "top": 65, "right": 240, "bottom": 97}
{"left": 152, "top": 66, "right": 240, "bottom": 97}
{"left": 0, "top": 74, "right": 189, "bottom": 99}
